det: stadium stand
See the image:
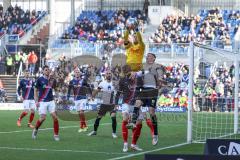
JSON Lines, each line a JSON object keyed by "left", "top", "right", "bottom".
{"left": 0, "top": 4, "right": 47, "bottom": 42}
{"left": 51, "top": 9, "right": 147, "bottom": 53}
{"left": 51, "top": 8, "right": 239, "bottom": 57}
{"left": 61, "top": 9, "right": 147, "bottom": 42}
{"left": 149, "top": 8, "right": 240, "bottom": 54}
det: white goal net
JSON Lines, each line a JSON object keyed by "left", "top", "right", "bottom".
{"left": 190, "top": 42, "right": 240, "bottom": 143}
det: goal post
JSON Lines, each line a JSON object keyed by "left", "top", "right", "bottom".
{"left": 234, "top": 58, "right": 239, "bottom": 134}
{"left": 188, "top": 41, "right": 240, "bottom": 143}
{"left": 187, "top": 42, "right": 194, "bottom": 143}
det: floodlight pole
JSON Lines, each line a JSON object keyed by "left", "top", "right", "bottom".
{"left": 187, "top": 41, "right": 194, "bottom": 143}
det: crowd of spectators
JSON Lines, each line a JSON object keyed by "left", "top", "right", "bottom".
{"left": 54, "top": 7, "right": 239, "bottom": 56}
{"left": 0, "top": 4, "right": 45, "bottom": 37}
{"left": 16, "top": 51, "right": 235, "bottom": 113}
{"left": 1, "top": 48, "right": 237, "bottom": 111}
{"left": 149, "top": 15, "right": 198, "bottom": 44}
{"left": 153, "top": 61, "right": 236, "bottom": 113}
{"left": 61, "top": 9, "right": 147, "bottom": 44}
{"left": 194, "top": 63, "right": 235, "bottom": 112}
{"left": 149, "top": 7, "right": 240, "bottom": 46}
{"left": 4, "top": 50, "right": 38, "bottom": 75}
{"left": 156, "top": 63, "right": 190, "bottom": 108}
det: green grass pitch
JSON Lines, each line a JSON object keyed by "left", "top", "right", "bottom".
{"left": 0, "top": 110, "right": 207, "bottom": 160}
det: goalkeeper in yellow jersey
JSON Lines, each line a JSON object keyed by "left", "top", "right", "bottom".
{"left": 123, "top": 23, "right": 145, "bottom": 72}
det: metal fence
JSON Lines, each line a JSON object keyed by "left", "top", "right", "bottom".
{"left": 49, "top": 39, "right": 240, "bottom": 63}
{"left": 83, "top": 0, "right": 146, "bottom": 10}
{"left": 49, "top": 41, "right": 191, "bottom": 60}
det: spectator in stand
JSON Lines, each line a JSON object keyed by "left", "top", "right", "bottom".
{"left": 0, "top": 4, "right": 44, "bottom": 38}
{"left": 233, "top": 25, "right": 239, "bottom": 35}
{"left": 6, "top": 55, "right": 13, "bottom": 75}
{"left": 61, "top": 9, "right": 147, "bottom": 46}
{"left": 59, "top": 55, "right": 67, "bottom": 69}
{"left": 0, "top": 79, "right": 7, "bottom": 102}
{"left": 14, "top": 52, "right": 22, "bottom": 75}
{"left": 28, "top": 51, "right": 38, "bottom": 75}
{"left": 181, "top": 67, "right": 189, "bottom": 84}
{"left": 0, "top": 79, "right": 4, "bottom": 89}
{"left": 100, "top": 62, "right": 110, "bottom": 75}
{"left": 21, "top": 51, "right": 28, "bottom": 70}
{"left": 150, "top": 8, "right": 238, "bottom": 45}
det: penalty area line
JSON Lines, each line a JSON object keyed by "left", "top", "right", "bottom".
{"left": 0, "top": 123, "right": 111, "bottom": 134}
{"left": 107, "top": 142, "right": 189, "bottom": 160}
{"left": 0, "top": 146, "right": 128, "bottom": 155}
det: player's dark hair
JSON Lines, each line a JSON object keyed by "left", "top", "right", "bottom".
{"left": 148, "top": 52, "right": 156, "bottom": 58}
{"left": 42, "top": 65, "right": 49, "bottom": 70}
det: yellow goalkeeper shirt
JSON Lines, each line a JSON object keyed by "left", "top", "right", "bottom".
{"left": 124, "top": 31, "right": 145, "bottom": 71}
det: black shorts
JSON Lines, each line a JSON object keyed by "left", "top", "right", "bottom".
{"left": 134, "top": 87, "right": 158, "bottom": 108}
{"left": 98, "top": 104, "right": 116, "bottom": 116}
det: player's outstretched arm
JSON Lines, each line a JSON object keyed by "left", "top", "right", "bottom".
{"left": 135, "top": 30, "right": 144, "bottom": 46}
{"left": 91, "top": 88, "right": 101, "bottom": 99}
{"left": 123, "top": 29, "right": 129, "bottom": 41}
{"left": 123, "top": 29, "right": 132, "bottom": 49}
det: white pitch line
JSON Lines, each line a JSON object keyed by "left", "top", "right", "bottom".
{"left": 0, "top": 123, "right": 111, "bottom": 134}
{"left": 0, "top": 146, "right": 128, "bottom": 155}
{"left": 107, "top": 142, "right": 189, "bottom": 160}
{"left": 0, "top": 125, "right": 78, "bottom": 134}
{"left": 0, "top": 122, "right": 125, "bottom": 156}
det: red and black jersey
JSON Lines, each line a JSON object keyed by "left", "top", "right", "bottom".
{"left": 115, "top": 75, "right": 136, "bottom": 105}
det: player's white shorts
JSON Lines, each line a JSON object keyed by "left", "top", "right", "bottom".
{"left": 75, "top": 99, "right": 87, "bottom": 111}
{"left": 121, "top": 103, "right": 144, "bottom": 120}
{"left": 23, "top": 100, "right": 36, "bottom": 110}
{"left": 39, "top": 101, "right": 56, "bottom": 115}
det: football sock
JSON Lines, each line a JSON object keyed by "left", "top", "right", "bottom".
{"left": 122, "top": 120, "right": 128, "bottom": 143}
{"left": 28, "top": 112, "right": 35, "bottom": 124}
{"left": 35, "top": 119, "right": 44, "bottom": 130}
{"left": 79, "top": 112, "right": 87, "bottom": 128}
{"left": 54, "top": 119, "right": 59, "bottom": 135}
{"left": 111, "top": 116, "right": 117, "bottom": 133}
{"left": 132, "top": 123, "right": 142, "bottom": 145}
{"left": 151, "top": 115, "right": 158, "bottom": 136}
{"left": 146, "top": 118, "right": 154, "bottom": 136}
{"left": 132, "top": 107, "right": 139, "bottom": 124}
{"left": 19, "top": 111, "right": 28, "bottom": 121}
{"left": 94, "top": 117, "right": 102, "bottom": 132}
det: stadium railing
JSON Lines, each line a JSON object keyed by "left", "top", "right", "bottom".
{"left": 84, "top": 0, "right": 144, "bottom": 11}
{"left": 16, "top": 61, "right": 23, "bottom": 94}
{"left": 49, "top": 39, "right": 239, "bottom": 60}
{"left": 204, "top": 40, "right": 236, "bottom": 51}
